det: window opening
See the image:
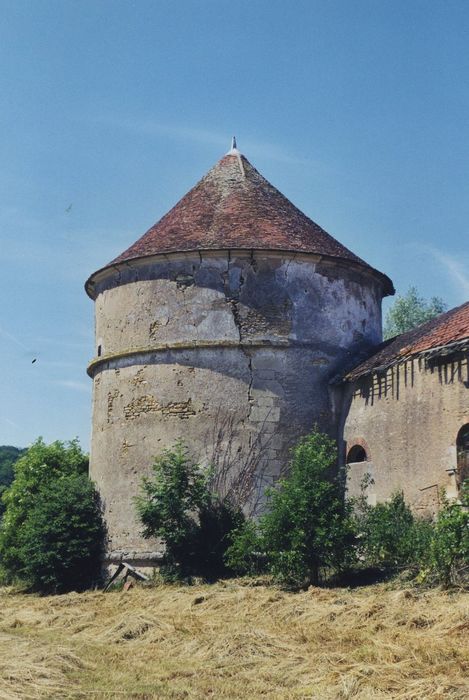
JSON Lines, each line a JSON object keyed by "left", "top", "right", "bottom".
{"left": 347, "top": 444, "right": 367, "bottom": 463}
{"left": 456, "top": 424, "right": 469, "bottom": 490}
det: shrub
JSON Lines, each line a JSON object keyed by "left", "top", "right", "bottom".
{"left": 429, "top": 484, "right": 469, "bottom": 586}
{"left": 196, "top": 499, "right": 244, "bottom": 580}
{"left": 232, "top": 429, "right": 355, "bottom": 589}
{"left": 135, "top": 441, "right": 244, "bottom": 581}
{"left": 355, "top": 492, "right": 433, "bottom": 572}
{"left": 16, "top": 473, "right": 105, "bottom": 593}
{"left": 225, "top": 520, "right": 265, "bottom": 576}
{"left": 0, "top": 438, "right": 105, "bottom": 592}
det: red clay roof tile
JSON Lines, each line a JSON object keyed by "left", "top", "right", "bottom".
{"left": 91, "top": 152, "right": 393, "bottom": 294}
{"left": 345, "top": 301, "right": 469, "bottom": 380}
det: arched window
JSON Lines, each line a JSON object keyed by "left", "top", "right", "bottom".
{"left": 347, "top": 444, "right": 367, "bottom": 464}
{"left": 456, "top": 424, "right": 469, "bottom": 489}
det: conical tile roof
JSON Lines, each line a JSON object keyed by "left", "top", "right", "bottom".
{"left": 88, "top": 149, "right": 394, "bottom": 295}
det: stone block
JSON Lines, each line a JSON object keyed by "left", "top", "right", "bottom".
{"left": 251, "top": 394, "right": 277, "bottom": 407}
{"left": 251, "top": 353, "right": 283, "bottom": 371}
{"left": 250, "top": 406, "right": 281, "bottom": 423}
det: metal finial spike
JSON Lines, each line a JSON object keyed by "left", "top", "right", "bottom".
{"left": 226, "top": 136, "right": 242, "bottom": 166}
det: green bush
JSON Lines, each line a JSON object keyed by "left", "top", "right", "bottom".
{"left": 16, "top": 473, "right": 105, "bottom": 593}
{"left": 136, "top": 441, "right": 244, "bottom": 581}
{"left": 0, "top": 438, "right": 105, "bottom": 593}
{"left": 225, "top": 520, "right": 265, "bottom": 576}
{"left": 353, "top": 485, "right": 468, "bottom": 587}
{"left": 196, "top": 499, "right": 244, "bottom": 580}
{"left": 227, "top": 430, "right": 355, "bottom": 589}
{"left": 428, "top": 484, "right": 469, "bottom": 586}
{"left": 262, "top": 431, "right": 355, "bottom": 588}
{"left": 355, "top": 491, "right": 433, "bottom": 572}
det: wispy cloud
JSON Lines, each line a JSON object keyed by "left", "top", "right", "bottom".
{"left": 246, "top": 139, "right": 310, "bottom": 167}
{"left": 0, "top": 324, "right": 30, "bottom": 352}
{"left": 55, "top": 380, "right": 91, "bottom": 393}
{"left": 410, "top": 243, "right": 469, "bottom": 298}
{"left": 90, "top": 115, "right": 309, "bottom": 166}
{"left": 426, "top": 246, "right": 469, "bottom": 298}
{"left": 34, "top": 336, "right": 91, "bottom": 350}
{"left": 2, "top": 417, "right": 20, "bottom": 429}
{"left": 108, "top": 118, "right": 227, "bottom": 148}
{"left": 39, "top": 360, "right": 82, "bottom": 369}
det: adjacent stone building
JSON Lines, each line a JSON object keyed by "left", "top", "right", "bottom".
{"left": 85, "top": 143, "right": 393, "bottom": 564}
{"left": 343, "top": 301, "right": 469, "bottom": 515}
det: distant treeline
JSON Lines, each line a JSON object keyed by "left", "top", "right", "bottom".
{"left": 0, "top": 445, "right": 25, "bottom": 517}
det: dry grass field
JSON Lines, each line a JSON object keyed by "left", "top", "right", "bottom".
{"left": 0, "top": 580, "right": 468, "bottom": 700}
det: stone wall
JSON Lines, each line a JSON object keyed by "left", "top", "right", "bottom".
{"left": 88, "top": 249, "right": 385, "bottom": 559}
{"left": 343, "top": 351, "right": 469, "bottom": 515}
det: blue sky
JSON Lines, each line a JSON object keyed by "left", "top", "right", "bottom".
{"left": 1, "top": 0, "right": 468, "bottom": 449}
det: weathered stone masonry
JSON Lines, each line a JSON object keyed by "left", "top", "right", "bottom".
{"left": 86, "top": 146, "right": 393, "bottom": 564}
{"left": 88, "top": 250, "right": 387, "bottom": 559}
{"left": 343, "top": 308, "right": 469, "bottom": 516}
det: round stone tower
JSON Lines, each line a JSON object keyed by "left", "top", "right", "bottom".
{"left": 86, "top": 142, "right": 393, "bottom": 565}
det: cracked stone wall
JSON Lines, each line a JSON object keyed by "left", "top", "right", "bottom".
{"left": 89, "top": 250, "right": 384, "bottom": 559}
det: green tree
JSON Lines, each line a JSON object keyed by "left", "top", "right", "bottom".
{"left": 0, "top": 446, "right": 25, "bottom": 518}
{"left": 383, "top": 286, "right": 446, "bottom": 340}
{"left": 0, "top": 446, "right": 25, "bottom": 487}
{"left": 0, "top": 438, "right": 105, "bottom": 592}
{"left": 16, "top": 473, "right": 105, "bottom": 593}
{"left": 226, "top": 430, "right": 355, "bottom": 588}
{"left": 136, "top": 441, "right": 244, "bottom": 581}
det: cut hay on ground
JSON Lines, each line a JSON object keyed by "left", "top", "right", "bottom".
{"left": 0, "top": 581, "right": 468, "bottom": 699}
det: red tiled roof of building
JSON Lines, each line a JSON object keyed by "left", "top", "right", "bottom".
{"left": 345, "top": 301, "right": 469, "bottom": 381}
{"left": 91, "top": 150, "right": 393, "bottom": 294}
